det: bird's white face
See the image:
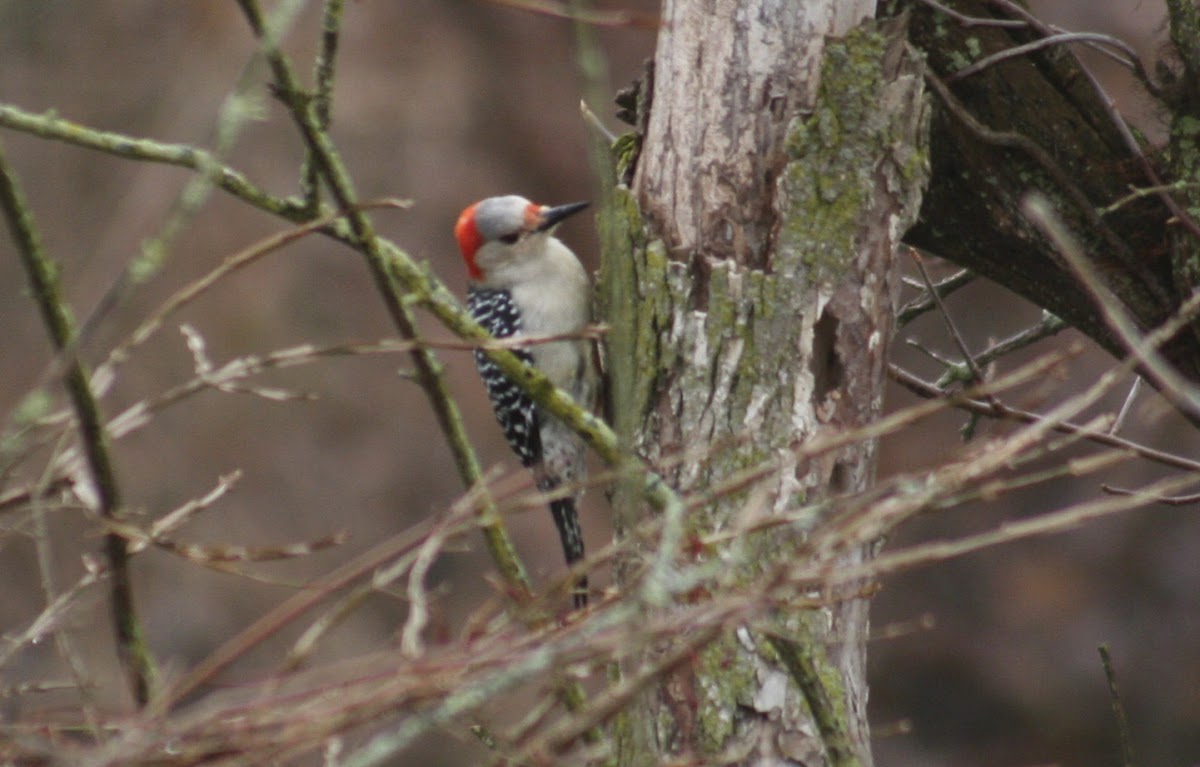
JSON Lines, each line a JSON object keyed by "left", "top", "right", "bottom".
{"left": 455, "top": 195, "right": 542, "bottom": 282}
{"left": 455, "top": 196, "right": 588, "bottom": 283}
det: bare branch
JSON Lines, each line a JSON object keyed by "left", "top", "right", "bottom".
{"left": 0, "top": 560, "right": 104, "bottom": 671}
{"left": 831, "top": 473, "right": 1197, "bottom": 584}
{"left": 948, "top": 32, "right": 1147, "bottom": 83}
{"left": 909, "top": 0, "right": 1027, "bottom": 28}
{"left": 1022, "top": 192, "right": 1200, "bottom": 420}
{"left": 908, "top": 250, "right": 997, "bottom": 411}
{"left": 897, "top": 260, "right": 975, "bottom": 326}
{"left": 889, "top": 363, "right": 1200, "bottom": 476}
{"left": 0, "top": 103, "right": 306, "bottom": 220}
{"left": 481, "top": 0, "right": 660, "bottom": 28}
{"left": 1098, "top": 644, "right": 1138, "bottom": 767}
{"left": 0, "top": 139, "right": 156, "bottom": 705}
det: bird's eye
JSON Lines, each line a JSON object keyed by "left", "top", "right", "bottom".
{"left": 498, "top": 232, "right": 520, "bottom": 245}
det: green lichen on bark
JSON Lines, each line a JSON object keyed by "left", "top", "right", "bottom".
{"left": 768, "top": 618, "right": 861, "bottom": 767}
{"left": 1168, "top": 114, "right": 1200, "bottom": 317}
{"left": 1165, "top": 0, "right": 1200, "bottom": 341}
{"left": 693, "top": 636, "right": 761, "bottom": 749}
{"left": 602, "top": 14, "right": 921, "bottom": 764}
{"left": 597, "top": 186, "right": 676, "bottom": 469}
{"left": 780, "top": 24, "right": 894, "bottom": 287}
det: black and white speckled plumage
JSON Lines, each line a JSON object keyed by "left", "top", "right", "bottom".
{"left": 468, "top": 285, "right": 587, "bottom": 605}
{"left": 468, "top": 286, "right": 541, "bottom": 468}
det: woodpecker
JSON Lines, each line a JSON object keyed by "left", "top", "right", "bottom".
{"left": 454, "top": 195, "right": 595, "bottom": 607}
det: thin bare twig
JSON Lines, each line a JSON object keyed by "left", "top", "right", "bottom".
{"left": 984, "top": 0, "right": 1164, "bottom": 99}
{"left": 1100, "top": 484, "right": 1200, "bottom": 506}
{"left": 0, "top": 140, "right": 156, "bottom": 705}
{"left": 693, "top": 349, "right": 1076, "bottom": 530}
{"left": 3, "top": 205, "right": 394, "bottom": 482}
{"left": 909, "top": 250, "right": 996, "bottom": 400}
{"left": 1072, "top": 62, "right": 1200, "bottom": 240}
{"left": 148, "top": 471, "right": 242, "bottom": 541}
{"left": 897, "top": 261, "right": 975, "bottom": 326}
{"left": 284, "top": 475, "right": 496, "bottom": 673}
{"left": 154, "top": 516, "right": 438, "bottom": 710}
{"left": 829, "top": 473, "right": 1197, "bottom": 585}
{"left": 909, "top": 0, "right": 1027, "bottom": 28}
{"left": 79, "top": 0, "right": 308, "bottom": 346}
{"left": 923, "top": 434, "right": 1130, "bottom": 515}
{"left": 1110, "top": 376, "right": 1143, "bottom": 435}
{"left": 0, "top": 103, "right": 306, "bottom": 221}
{"left": 483, "top": 0, "right": 659, "bottom": 28}
{"left": 100, "top": 201, "right": 408, "bottom": 377}
{"left": 106, "top": 517, "right": 347, "bottom": 565}
{"left": 28, "top": 428, "right": 102, "bottom": 734}
{"left": 971, "top": 310, "right": 1068, "bottom": 368}
{"left": 1098, "top": 645, "right": 1138, "bottom": 767}
{"left": 813, "top": 357, "right": 1132, "bottom": 555}
{"left": 1099, "top": 181, "right": 1200, "bottom": 217}
{"left": 298, "top": 0, "right": 345, "bottom": 215}
{"left": 1022, "top": 193, "right": 1200, "bottom": 420}
{"left": 948, "top": 32, "right": 1145, "bottom": 83}
{"left": 517, "top": 622, "right": 723, "bottom": 761}
{"left": 0, "top": 559, "right": 105, "bottom": 671}
{"left": 400, "top": 485, "right": 491, "bottom": 657}
{"left": 889, "top": 363, "right": 1200, "bottom": 477}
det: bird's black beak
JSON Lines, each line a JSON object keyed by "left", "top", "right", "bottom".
{"left": 535, "top": 201, "right": 590, "bottom": 232}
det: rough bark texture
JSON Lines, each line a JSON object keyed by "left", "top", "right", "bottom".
{"left": 601, "top": 1, "right": 928, "bottom": 764}
{"left": 1166, "top": 0, "right": 1200, "bottom": 342}
{"left": 881, "top": 0, "right": 1200, "bottom": 382}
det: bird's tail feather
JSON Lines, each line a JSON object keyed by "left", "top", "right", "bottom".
{"left": 548, "top": 496, "right": 587, "bottom": 608}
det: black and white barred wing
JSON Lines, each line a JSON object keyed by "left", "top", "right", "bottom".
{"left": 467, "top": 286, "right": 542, "bottom": 469}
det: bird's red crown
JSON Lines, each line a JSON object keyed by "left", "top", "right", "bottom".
{"left": 454, "top": 202, "right": 484, "bottom": 281}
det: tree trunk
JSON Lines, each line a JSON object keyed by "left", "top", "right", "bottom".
{"left": 601, "top": 1, "right": 928, "bottom": 764}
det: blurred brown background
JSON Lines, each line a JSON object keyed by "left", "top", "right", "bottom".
{"left": 0, "top": 2, "right": 1194, "bottom": 765}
